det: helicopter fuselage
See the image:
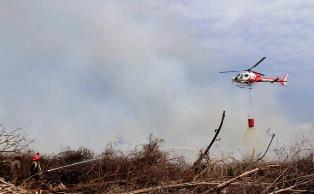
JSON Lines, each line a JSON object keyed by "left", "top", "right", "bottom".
{"left": 232, "top": 71, "right": 287, "bottom": 86}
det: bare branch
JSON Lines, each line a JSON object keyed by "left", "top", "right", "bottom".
{"left": 192, "top": 110, "right": 226, "bottom": 170}
{"left": 257, "top": 133, "right": 275, "bottom": 161}
{"left": 0, "top": 125, "right": 33, "bottom": 154}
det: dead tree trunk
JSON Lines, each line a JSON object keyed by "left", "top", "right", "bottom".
{"left": 192, "top": 111, "right": 225, "bottom": 171}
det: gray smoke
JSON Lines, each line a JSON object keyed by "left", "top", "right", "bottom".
{"left": 0, "top": 1, "right": 312, "bottom": 160}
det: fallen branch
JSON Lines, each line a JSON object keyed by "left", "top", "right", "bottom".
{"left": 0, "top": 178, "right": 30, "bottom": 194}
{"left": 263, "top": 168, "right": 288, "bottom": 193}
{"left": 123, "top": 179, "right": 274, "bottom": 194}
{"left": 122, "top": 181, "right": 219, "bottom": 194}
{"left": 204, "top": 165, "right": 281, "bottom": 193}
{"left": 268, "top": 185, "right": 296, "bottom": 194}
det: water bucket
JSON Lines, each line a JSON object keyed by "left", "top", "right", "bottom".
{"left": 248, "top": 118, "right": 255, "bottom": 128}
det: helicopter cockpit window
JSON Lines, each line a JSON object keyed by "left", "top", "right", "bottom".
{"left": 244, "top": 74, "right": 249, "bottom": 77}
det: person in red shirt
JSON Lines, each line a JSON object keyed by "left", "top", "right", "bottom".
{"left": 30, "top": 152, "right": 41, "bottom": 177}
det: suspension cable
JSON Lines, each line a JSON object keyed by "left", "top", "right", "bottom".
{"left": 248, "top": 89, "right": 254, "bottom": 118}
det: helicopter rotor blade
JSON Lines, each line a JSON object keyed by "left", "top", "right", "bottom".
{"left": 219, "top": 70, "right": 240, "bottom": 73}
{"left": 247, "top": 57, "right": 266, "bottom": 71}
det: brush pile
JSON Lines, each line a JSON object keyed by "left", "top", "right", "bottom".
{"left": 8, "top": 136, "right": 311, "bottom": 193}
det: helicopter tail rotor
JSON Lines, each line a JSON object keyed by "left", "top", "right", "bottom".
{"left": 280, "top": 74, "right": 288, "bottom": 86}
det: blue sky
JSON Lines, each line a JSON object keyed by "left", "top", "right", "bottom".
{"left": 0, "top": 1, "right": 313, "bottom": 159}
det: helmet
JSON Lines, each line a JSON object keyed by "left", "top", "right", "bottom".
{"left": 32, "top": 153, "right": 41, "bottom": 161}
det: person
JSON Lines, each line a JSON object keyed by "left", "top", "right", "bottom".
{"left": 30, "top": 152, "right": 41, "bottom": 177}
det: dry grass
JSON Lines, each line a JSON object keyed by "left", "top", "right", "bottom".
{"left": 7, "top": 135, "right": 311, "bottom": 194}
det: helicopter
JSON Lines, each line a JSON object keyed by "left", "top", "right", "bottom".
{"left": 219, "top": 57, "right": 288, "bottom": 88}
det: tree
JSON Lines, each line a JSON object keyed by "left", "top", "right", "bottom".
{"left": 0, "top": 124, "right": 33, "bottom": 154}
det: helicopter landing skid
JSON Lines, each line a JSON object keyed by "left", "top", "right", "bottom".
{"left": 235, "top": 83, "right": 253, "bottom": 89}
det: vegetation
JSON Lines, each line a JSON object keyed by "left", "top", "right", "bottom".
{"left": 0, "top": 135, "right": 311, "bottom": 193}
{"left": 0, "top": 121, "right": 313, "bottom": 193}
